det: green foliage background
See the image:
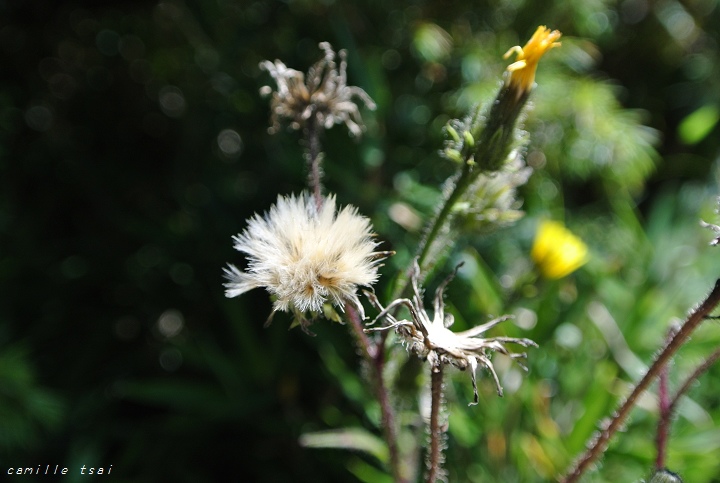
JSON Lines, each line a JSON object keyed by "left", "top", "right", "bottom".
{"left": 2, "top": 1, "right": 720, "bottom": 482}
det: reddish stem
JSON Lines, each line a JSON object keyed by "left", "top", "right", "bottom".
{"left": 668, "top": 347, "right": 720, "bottom": 415}
{"left": 655, "top": 362, "right": 670, "bottom": 469}
{"left": 560, "top": 279, "right": 720, "bottom": 483}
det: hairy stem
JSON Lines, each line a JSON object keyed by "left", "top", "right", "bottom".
{"left": 417, "top": 166, "right": 472, "bottom": 272}
{"left": 345, "top": 303, "right": 406, "bottom": 483}
{"left": 655, "top": 362, "right": 670, "bottom": 469}
{"left": 305, "top": 109, "right": 404, "bottom": 482}
{"left": 655, "top": 325, "right": 679, "bottom": 470}
{"left": 392, "top": 164, "right": 473, "bottom": 300}
{"left": 426, "top": 364, "right": 445, "bottom": 483}
{"left": 653, "top": 346, "right": 720, "bottom": 472}
{"left": 668, "top": 346, "right": 720, "bottom": 416}
{"left": 305, "top": 115, "right": 324, "bottom": 210}
{"left": 561, "top": 279, "right": 720, "bottom": 483}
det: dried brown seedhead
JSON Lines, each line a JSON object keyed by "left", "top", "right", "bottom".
{"left": 259, "top": 42, "right": 376, "bottom": 137}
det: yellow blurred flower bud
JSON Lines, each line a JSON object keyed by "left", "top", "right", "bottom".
{"left": 531, "top": 220, "right": 588, "bottom": 279}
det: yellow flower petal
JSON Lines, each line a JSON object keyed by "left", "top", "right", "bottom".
{"left": 531, "top": 220, "right": 588, "bottom": 279}
{"left": 504, "top": 26, "right": 562, "bottom": 96}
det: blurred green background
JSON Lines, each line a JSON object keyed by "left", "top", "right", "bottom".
{"left": 2, "top": 1, "right": 720, "bottom": 482}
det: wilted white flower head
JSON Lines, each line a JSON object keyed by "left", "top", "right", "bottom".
{"left": 366, "top": 261, "right": 536, "bottom": 405}
{"left": 224, "top": 192, "right": 387, "bottom": 329}
{"left": 259, "top": 42, "right": 376, "bottom": 137}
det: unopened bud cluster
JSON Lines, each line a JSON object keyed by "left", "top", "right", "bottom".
{"left": 441, "top": 113, "right": 480, "bottom": 166}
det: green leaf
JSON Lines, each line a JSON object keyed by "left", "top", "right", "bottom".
{"left": 318, "top": 342, "right": 379, "bottom": 425}
{"left": 299, "top": 427, "right": 389, "bottom": 463}
{"left": 348, "top": 456, "right": 393, "bottom": 483}
{"left": 448, "top": 405, "right": 481, "bottom": 445}
{"left": 412, "top": 23, "right": 452, "bottom": 62}
{"left": 460, "top": 248, "right": 504, "bottom": 315}
{"left": 565, "top": 360, "right": 618, "bottom": 454}
{"left": 678, "top": 104, "right": 719, "bottom": 145}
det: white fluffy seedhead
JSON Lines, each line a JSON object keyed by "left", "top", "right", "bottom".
{"left": 225, "top": 192, "right": 387, "bottom": 326}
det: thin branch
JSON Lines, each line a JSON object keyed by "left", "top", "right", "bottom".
{"left": 560, "top": 279, "right": 720, "bottom": 483}
{"left": 667, "top": 346, "right": 720, "bottom": 416}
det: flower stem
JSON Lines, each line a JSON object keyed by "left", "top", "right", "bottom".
{"left": 561, "top": 279, "right": 720, "bottom": 483}
{"left": 345, "top": 303, "right": 407, "bottom": 483}
{"left": 305, "top": 115, "right": 324, "bottom": 210}
{"left": 344, "top": 302, "right": 375, "bottom": 359}
{"left": 393, "top": 86, "right": 530, "bottom": 299}
{"left": 417, "top": 165, "right": 472, "bottom": 272}
{"left": 426, "top": 364, "right": 445, "bottom": 483}
{"left": 304, "top": 102, "right": 405, "bottom": 482}
{"left": 392, "top": 164, "right": 473, "bottom": 300}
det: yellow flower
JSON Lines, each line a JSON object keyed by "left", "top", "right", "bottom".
{"left": 504, "top": 26, "right": 562, "bottom": 97}
{"left": 531, "top": 220, "right": 588, "bottom": 279}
